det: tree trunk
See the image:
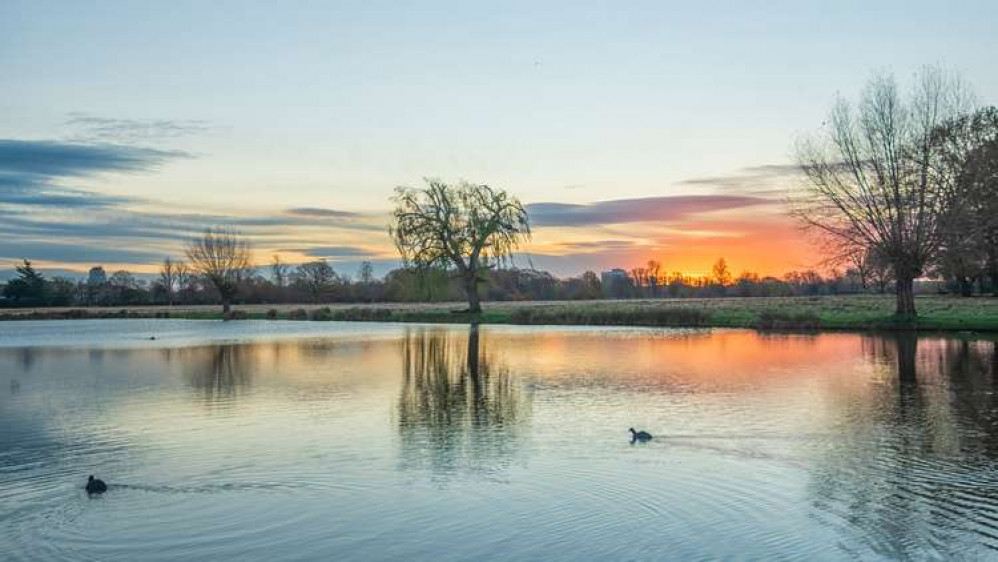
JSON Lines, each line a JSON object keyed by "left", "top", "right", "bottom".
{"left": 466, "top": 324, "right": 480, "bottom": 377}
{"left": 896, "top": 333, "right": 918, "bottom": 384}
{"left": 463, "top": 272, "right": 482, "bottom": 314}
{"left": 222, "top": 299, "right": 231, "bottom": 315}
{"left": 895, "top": 275, "right": 916, "bottom": 318}
{"left": 959, "top": 277, "right": 973, "bottom": 297}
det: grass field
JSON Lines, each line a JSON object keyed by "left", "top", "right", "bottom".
{"left": 3, "top": 295, "right": 998, "bottom": 332}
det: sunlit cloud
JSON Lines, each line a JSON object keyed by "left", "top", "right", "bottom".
{"left": 0, "top": 134, "right": 814, "bottom": 278}
{"left": 520, "top": 172, "right": 813, "bottom": 276}
{"left": 526, "top": 194, "right": 770, "bottom": 227}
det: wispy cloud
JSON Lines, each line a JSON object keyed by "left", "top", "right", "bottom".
{"left": 546, "top": 240, "right": 639, "bottom": 253}
{"left": 0, "top": 139, "right": 189, "bottom": 209}
{"left": 64, "top": 112, "right": 213, "bottom": 145}
{"left": 676, "top": 163, "right": 801, "bottom": 195}
{"left": 526, "top": 195, "right": 770, "bottom": 227}
{"left": 283, "top": 246, "right": 378, "bottom": 259}
{"left": 286, "top": 207, "right": 363, "bottom": 219}
{"left": 0, "top": 139, "right": 187, "bottom": 177}
{"left": 0, "top": 240, "right": 168, "bottom": 264}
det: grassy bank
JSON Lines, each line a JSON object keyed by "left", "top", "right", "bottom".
{"left": 2, "top": 295, "right": 997, "bottom": 332}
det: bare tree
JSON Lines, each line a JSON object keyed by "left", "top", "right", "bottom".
{"left": 294, "top": 259, "right": 339, "bottom": 303}
{"left": 271, "top": 255, "right": 289, "bottom": 288}
{"left": 357, "top": 261, "right": 375, "bottom": 285}
{"left": 390, "top": 179, "right": 530, "bottom": 313}
{"left": 794, "top": 67, "right": 973, "bottom": 317}
{"left": 185, "top": 227, "right": 251, "bottom": 314}
{"left": 646, "top": 260, "right": 661, "bottom": 297}
{"left": 159, "top": 258, "right": 178, "bottom": 306}
{"left": 174, "top": 261, "right": 191, "bottom": 303}
{"left": 629, "top": 267, "right": 647, "bottom": 296}
{"left": 712, "top": 258, "right": 732, "bottom": 287}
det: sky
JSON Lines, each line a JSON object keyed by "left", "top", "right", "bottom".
{"left": 2, "top": 0, "right": 997, "bottom": 279}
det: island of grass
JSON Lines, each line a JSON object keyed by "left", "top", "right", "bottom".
{"left": 3, "top": 295, "right": 998, "bottom": 332}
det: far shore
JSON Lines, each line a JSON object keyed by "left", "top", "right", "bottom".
{"left": 2, "top": 295, "right": 997, "bottom": 333}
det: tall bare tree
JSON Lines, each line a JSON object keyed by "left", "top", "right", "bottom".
{"left": 185, "top": 227, "right": 251, "bottom": 314}
{"left": 390, "top": 179, "right": 530, "bottom": 313}
{"left": 159, "top": 257, "right": 179, "bottom": 306}
{"left": 711, "top": 258, "right": 732, "bottom": 287}
{"left": 294, "top": 259, "right": 339, "bottom": 303}
{"left": 174, "top": 261, "right": 191, "bottom": 303}
{"left": 270, "top": 255, "right": 289, "bottom": 288}
{"left": 794, "top": 67, "right": 973, "bottom": 317}
{"left": 646, "top": 260, "right": 662, "bottom": 297}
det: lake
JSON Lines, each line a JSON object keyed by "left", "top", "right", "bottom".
{"left": 2, "top": 320, "right": 997, "bottom": 561}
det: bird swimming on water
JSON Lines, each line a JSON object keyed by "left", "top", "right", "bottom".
{"left": 86, "top": 475, "right": 107, "bottom": 494}
{"left": 629, "top": 428, "right": 653, "bottom": 442}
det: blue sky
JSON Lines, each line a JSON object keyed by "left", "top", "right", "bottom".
{"left": 2, "top": 0, "right": 997, "bottom": 277}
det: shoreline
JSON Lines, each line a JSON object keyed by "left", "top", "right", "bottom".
{"left": 2, "top": 295, "right": 997, "bottom": 333}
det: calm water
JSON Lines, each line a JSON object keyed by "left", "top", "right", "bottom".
{"left": 2, "top": 320, "right": 998, "bottom": 561}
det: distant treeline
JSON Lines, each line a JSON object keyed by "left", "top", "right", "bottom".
{"left": 1, "top": 255, "right": 989, "bottom": 309}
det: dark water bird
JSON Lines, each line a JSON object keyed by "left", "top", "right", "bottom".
{"left": 629, "top": 428, "right": 653, "bottom": 442}
{"left": 85, "top": 475, "right": 107, "bottom": 494}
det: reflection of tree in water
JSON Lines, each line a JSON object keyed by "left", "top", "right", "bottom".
{"left": 17, "top": 348, "right": 38, "bottom": 372}
{"left": 397, "top": 326, "right": 529, "bottom": 476}
{"left": 181, "top": 344, "right": 254, "bottom": 403}
{"left": 809, "top": 334, "right": 998, "bottom": 558}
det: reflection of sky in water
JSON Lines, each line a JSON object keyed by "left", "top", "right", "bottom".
{"left": 1, "top": 321, "right": 997, "bottom": 561}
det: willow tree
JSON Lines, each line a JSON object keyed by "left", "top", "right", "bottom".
{"left": 389, "top": 180, "right": 531, "bottom": 313}
{"left": 795, "top": 68, "right": 972, "bottom": 318}
{"left": 185, "top": 227, "right": 252, "bottom": 314}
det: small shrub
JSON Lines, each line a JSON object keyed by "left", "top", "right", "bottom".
{"left": 223, "top": 309, "right": 249, "bottom": 321}
{"left": 266, "top": 308, "right": 279, "bottom": 319}
{"left": 309, "top": 307, "right": 333, "bottom": 321}
{"left": 289, "top": 308, "right": 308, "bottom": 321}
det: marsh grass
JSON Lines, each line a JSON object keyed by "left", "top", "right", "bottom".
{"left": 2, "top": 295, "right": 996, "bottom": 332}
{"left": 754, "top": 310, "right": 821, "bottom": 330}
{"left": 508, "top": 304, "right": 711, "bottom": 327}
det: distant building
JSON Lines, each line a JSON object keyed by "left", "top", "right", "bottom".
{"left": 600, "top": 268, "right": 628, "bottom": 286}
{"left": 600, "top": 268, "right": 630, "bottom": 298}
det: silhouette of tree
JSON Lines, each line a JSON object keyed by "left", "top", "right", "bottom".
{"left": 2, "top": 259, "right": 46, "bottom": 303}
{"left": 712, "top": 258, "right": 732, "bottom": 287}
{"left": 270, "top": 255, "right": 289, "bottom": 288}
{"left": 390, "top": 179, "right": 530, "bottom": 313}
{"left": 795, "top": 67, "right": 973, "bottom": 317}
{"left": 294, "top": 259, "right": 339, "bottom": 303}
{"left": 185, "top": 227, "right": 252, "bottom": 314}
{"left": 933, "top": 106, "right": 998, "bottom": 295}
{"left": 159, "top": 258, "right": 181, "bottom": 306}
